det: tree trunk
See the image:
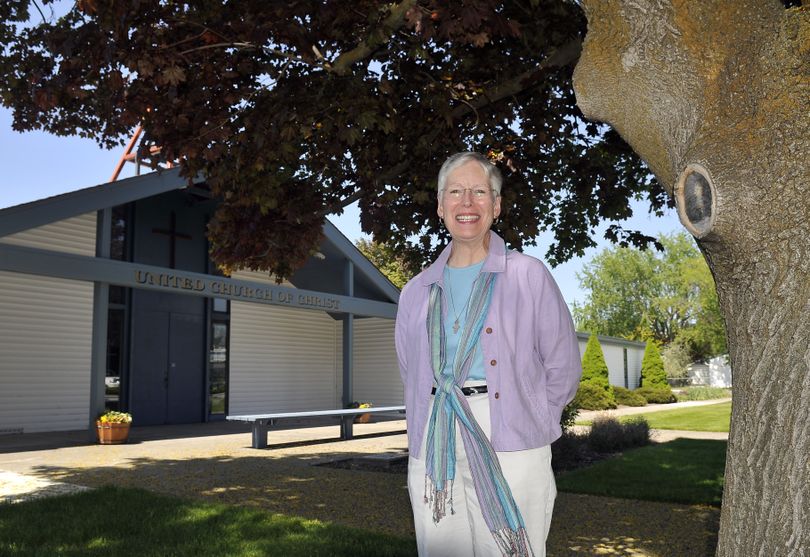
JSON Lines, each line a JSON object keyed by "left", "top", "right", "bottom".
{"left": 572, "top": 1, "right": 810, "bottom": 554}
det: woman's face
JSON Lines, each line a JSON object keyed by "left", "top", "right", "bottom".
{"left": 437, "top": 160, "right": 501, "bottom": 247}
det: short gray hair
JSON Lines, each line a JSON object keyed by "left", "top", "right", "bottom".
{"left": 437, "top": 152, "right": 503, "bottom": 198}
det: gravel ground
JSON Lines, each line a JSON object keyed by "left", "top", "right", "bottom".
{"left": 0, "top": 419, "right": 721, "bottom": 556}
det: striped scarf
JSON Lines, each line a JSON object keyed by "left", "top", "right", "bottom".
{"left": 424, "top": 272, "right": 534, "bottom": 556}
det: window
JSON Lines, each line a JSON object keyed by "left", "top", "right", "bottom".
{"left": 209, "top": 321, "right": 228, "bottom": 415}
{"left": 106, "top": 307, "right": 126, "bottom": 410}
{"left": 623, "top": 348, "right": 629, "bottom": 389}
{"left": 110, "top": 205, "right": 129, "bottom": 261}
{"left": 213, "top": 298, "right": 228, "bottom": 313}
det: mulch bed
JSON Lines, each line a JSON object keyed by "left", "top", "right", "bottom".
{"left": 317, "top": 432, "right": 619, "bottom": 476}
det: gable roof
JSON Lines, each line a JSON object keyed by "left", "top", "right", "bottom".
{"left": 0, "top": 169, "right": 398, "bottom": 304}
{"left": 575, "top": 332, "right": 646, "bottom": 348}
{"left": 0, "top": 168, "right": 193, "bottom": 238}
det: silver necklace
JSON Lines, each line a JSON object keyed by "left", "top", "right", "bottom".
{"left": 446, "top": 280, "right": 475, "bottom": 334}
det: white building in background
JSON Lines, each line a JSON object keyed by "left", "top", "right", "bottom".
{"left": 687, "top": 355, "right": 732, "bottom": 388}
{"left": 575, "top": 333, "right": 647, "bottom": 390}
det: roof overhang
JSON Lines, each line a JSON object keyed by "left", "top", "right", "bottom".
{"left": 0, "top": 168, "right": 194, "bottom": 239}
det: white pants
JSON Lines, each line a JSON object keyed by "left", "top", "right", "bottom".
{"left": 407, "top": 392, "right": 556, "bottom": 557}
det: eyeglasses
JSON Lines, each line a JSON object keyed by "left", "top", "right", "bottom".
{"left": 441, "top": 186, "right": 496, "bottom": 200}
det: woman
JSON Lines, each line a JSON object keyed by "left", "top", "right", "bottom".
{"left": 395, "top": 152, "right": 582, "bottom": 556}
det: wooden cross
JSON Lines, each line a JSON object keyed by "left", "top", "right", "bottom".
{"left": 151, "top": 211, "right": 191, "bottom": 269}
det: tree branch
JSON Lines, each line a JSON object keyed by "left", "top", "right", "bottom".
{"left": 179, "top": 41, "right": 257, "bottom": 56}
{"left": 333, "top": 37, "right": 583, "bottom": 211}
{"left": 329, "top": 0, "right": 419, "bottom": 75}
{"left": 31, "top": 0, "right": 47, "bottom": 23}
{"left": 450, "top": 37, "right": 581, "bottom": 120}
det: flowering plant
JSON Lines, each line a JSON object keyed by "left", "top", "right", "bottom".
{"left": 97, "top": 410, "right": 132, "bottom": 424}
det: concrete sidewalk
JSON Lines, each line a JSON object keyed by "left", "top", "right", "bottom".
{"left": 578, "top": 397, "right": 731, "bottom": 421}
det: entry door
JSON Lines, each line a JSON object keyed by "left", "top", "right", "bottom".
{"left": 167, "top": 312, "right": 204, "bottom": 423}
{"left": 130, "top": 311, "right": 204, "bottom": 426}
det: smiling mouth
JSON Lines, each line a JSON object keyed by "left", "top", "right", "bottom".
{"left": 455, "top": 215, "right": 480, "bottom": 223}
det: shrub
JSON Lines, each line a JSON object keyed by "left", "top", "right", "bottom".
{"left": 635, "top": 386, "right": 677, "bottom": 404}
{"left": 588, "top": 415, "right": 650, "bottom": 452}
{"left": 675, "top": 386, "right": 732, "bottom": 401}
{"left": 550, "top": 430, "right": 589, "bottom": 474}
{"left": 579, "top": 334, "right": 616, "bottom": 407}
{"left": 613, "top": 386, "right": 647, "bottom": 407}
{"left": 573, "top": 382, "right": 617, "bottom": 411}
{"left": 621, "top": 417, "right": 652, "bottom": 447}
{"left": 587, "top": 415, "right": 623, "bottom": 451}
{"left": 581, "top": 334, "right": 611, "bottom": 389}
{"left": 560, "top": 402, "right": 580, "bottom": 433}
{"left": 640, "top": 342, "right": 669, "bottom": 389}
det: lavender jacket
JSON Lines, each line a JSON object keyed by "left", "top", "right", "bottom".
{"left": 395, "top": 231, "right": 582, "bottom": 458}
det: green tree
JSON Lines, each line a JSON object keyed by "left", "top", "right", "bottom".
{"left": 575, "top": 333, "right": 616, "bottom": 410}
{"left": 573, "top": 232, "right": 726, "bottom": 360}
{"left": 639, "top": 342, "right": 668, "bottom": 389}
{"left": 0, "top": 1, "right": 664, "bottom": 279}
{"left": 355, "top": 238, "right": 416, "bottom": 289}
{"left": 677, "top": 259, "right": 727, "bottom": 359}
{"left": 580, "top": 334, "right": 610, "bottom": 390}
{"left": 572, "top": 245, "right": 656, "bottom": 340}
{"left": 661, "top": 338, "right": 691, "bottom": 381}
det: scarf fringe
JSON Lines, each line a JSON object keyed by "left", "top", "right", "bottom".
{"left": 493, "top": 526, "right": 534, "bottom": 557}
{"left": 424, "top": 475, "right": 534, "bottom": 557}
{"left": 425, "top": 477, "right": 456, "bottom": 523}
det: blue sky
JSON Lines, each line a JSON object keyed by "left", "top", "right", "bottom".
{"left": 0, "top": 105, "right": 684, "bottom": 308}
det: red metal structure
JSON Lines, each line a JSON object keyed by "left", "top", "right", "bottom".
{"left": 110, "top": 125, "right": 176, "bottom": 182}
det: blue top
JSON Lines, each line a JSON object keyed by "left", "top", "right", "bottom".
{"left": 443, "top": 260, "right": 486, "bottom": 380}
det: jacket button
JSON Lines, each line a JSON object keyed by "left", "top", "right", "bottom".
{"left": 494, "top": 392, "right": 500, "bottom": 399}
{"left": 490, "top": 359, "right": 497, "bottom": 366}
{"left": 485, "top": 327, "right": 493, "bottom": 334}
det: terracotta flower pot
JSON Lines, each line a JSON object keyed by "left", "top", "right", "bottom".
{"left": 96, "top": 421, "right": 131, "bottom": 444}
{"left": 354, "top": 413, "right": 372, "bottom": 424}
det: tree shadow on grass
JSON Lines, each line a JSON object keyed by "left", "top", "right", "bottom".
{"left": 550, "top": 439, "right": 724, "bottom": 556}
{"left": 22, "top": 454, "right": 415, "bottom": 538}
{"left": 0, "top": 485, "right": 416, "bottom": 557}
{"left": 556, "top": 439, "right": 726, "bottom": 507}
{"left": 550, "top": 492, "right": 719, "bottom": 556}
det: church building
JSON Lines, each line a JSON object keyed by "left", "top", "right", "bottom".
{"left": 0, "top": 169, "right": 401, "bottom": 434}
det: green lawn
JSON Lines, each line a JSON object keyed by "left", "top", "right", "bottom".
{"left": 577, "top": 401, "right": 731, "bottom": 432}
{"left": 0, "top": 486, "right": 416, "bottom": 557}
{"left": 638, "top": 402, "right": 730, "bottom": 432}
{"left": 557, "top": 438, "right": 727, "bottom": 506}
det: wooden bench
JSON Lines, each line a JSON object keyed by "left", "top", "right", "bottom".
{"left": 227, "top": 406, "right": 406, "bottom": 449}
